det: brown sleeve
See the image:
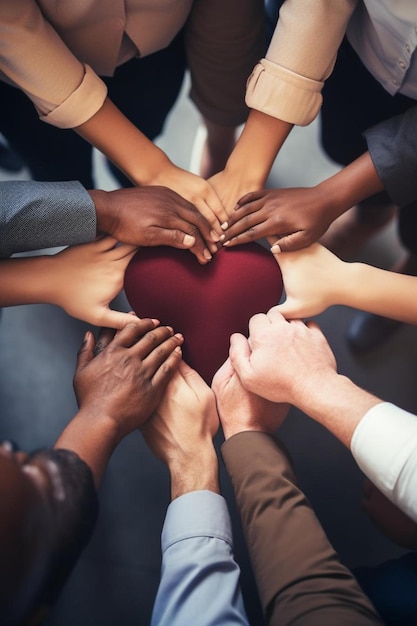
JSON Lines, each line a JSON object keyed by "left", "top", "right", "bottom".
{"left": 185, "top": 0, "right": 266, "bottom": 126}
{"left": 221, "top": 431, "right": 382, "bottom": 626}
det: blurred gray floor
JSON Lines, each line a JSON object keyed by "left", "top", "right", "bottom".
{"left": 1, "top": 76, "right": 417, "bottom": 625}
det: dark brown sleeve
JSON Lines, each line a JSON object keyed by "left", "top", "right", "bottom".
{"left": 221, "top": 431, "right": 383, "bottom": 626}
{"left": 185, "top": 0, "right": 266, "bottom": 126}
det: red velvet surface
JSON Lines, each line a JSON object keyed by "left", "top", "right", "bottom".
{"left": 124, "top": 243, "right": 283, "bottom": 383}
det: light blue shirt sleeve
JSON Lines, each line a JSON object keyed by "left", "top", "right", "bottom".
{"left": 151, "top": 490, "right": 249, "bottom": 626}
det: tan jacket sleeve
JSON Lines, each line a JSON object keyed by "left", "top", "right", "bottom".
{"left": 186, "top": 0, "right": 266, "bottom": 127}
{"left": 0, "top": 2, "right": 107, "bottom": 128}
{"left": 246, "top": 0, "right": 358, "bottom": 125}
{"left": 222, "top": 432, "right": 382, "bottom": 626}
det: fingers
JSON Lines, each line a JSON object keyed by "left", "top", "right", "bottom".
{"left": 228, "top": 333, "right": 252, "bottom": 380}
{"left": 270, "top": 231, "right": 312, "bottom": 254}
{"left": 76, "top": 330, "right": 96, "bottom": 370}
{"left": 211, "top": 357, "right": 235, "bottom": 392}
{"left": 109, "top": 318, "right": 159, "bottom": 348}
{"left": 97, "top": 308, "right": 142, "bottom": 331}
{"left": 150, "top": 340, "right": 183, "bottom": 389}
{"left": 154, "top": 227, "right": 214, "bottom": 265}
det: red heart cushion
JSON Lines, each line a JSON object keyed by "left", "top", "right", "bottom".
{"left": 124, "top": 243, "right": 283, "bottom": 383}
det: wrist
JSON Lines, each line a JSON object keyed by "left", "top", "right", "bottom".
{"left": 88, "top": 189, "right": 114, "bottom": 235}
{"left": 169, "top": 446, "right": 219, "bottom": 500}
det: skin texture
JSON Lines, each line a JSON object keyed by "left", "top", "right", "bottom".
{"left": 227, "top": 307, "right": 380, "bottom": 448}
{"left": 77, "top": 98, "right": 228, "bottom": 232}
{"left": 141, "top": 360, "right": 220, "bottom": 499}
{"left": 56, "top": 320, "right": 183, "bottom": 487}
{"left": 273, "top": 243, "right": 417, "bottom": 323}
{"left": 209, "top": 111, "right": 293, "bottom": 218}
{"left": 220, "top": 152, "right": 384, "bottom": 252}
{"left": 90, "top": 186, "right": 222, "bottom": 263}
{"left": 0, "top": 237, "right": 137, "bottom": 329}
{"left": 212, "top": 357, "right": 289, "bottom": 440}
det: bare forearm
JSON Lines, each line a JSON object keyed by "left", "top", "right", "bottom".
{"left": 169, "top": 448, "right": 219, "bottom": 500}
{"left": 54, "top": 410, "right": 122, "bottom": 488}
{"left": 0, "top": 256, "right": 56, "bottom": 307}
{"left": 226, "top": 110, "right": 292, "bottom": 187}
{"left": 343, "top": 262, "right": 417, "bottom": 324}
{"left": 316, "top": 152, "right": 385, "bottom": 219}
{"left": 296, "top": 373, "right": 382, "bottom": 448}
{"left": 76, "top": 98, "right": 172, "bottom": 186}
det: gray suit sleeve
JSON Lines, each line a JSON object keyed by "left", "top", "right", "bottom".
{"left": 0, "top": 180, "right": 96, "bottom": 257}
{"left": 364, "top": 106, "right": 417, "bottom": 208}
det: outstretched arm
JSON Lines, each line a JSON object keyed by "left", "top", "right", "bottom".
{"left": 0, "top": 237, "right": 137, "bottom": 328}
{"left": 212, "top": 359, "right": 382, "bottom": 625}
{"left": 55, "top": 321, "right": 183, "bottom": 487}
{"left": 273, "top": 243, "right": 417, "bottom": 323}
{"left": 221, "top": 151, "right": 383, "bottom": 250}
{"left": 141, "top": 361, "right": 249, "bottom": 626}
{"left": 228, "top": 308, "right": 417, "bottom": 522}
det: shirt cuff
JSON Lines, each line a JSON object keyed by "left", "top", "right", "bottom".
{"left": 245, "top": 59, "right": 324, "bottom": 126}
{"left": 351, "top": 402, "right": 417, "bottom": 503}
{"left": 39, "top": 65, "right": 107, "bottom": 129}
{"left": 161, "top": 491, "right": 232, "bottom": 552}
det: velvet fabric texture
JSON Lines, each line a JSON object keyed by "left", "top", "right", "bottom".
{"left": 124, "top": 243, "right": 283, "bottom": 383}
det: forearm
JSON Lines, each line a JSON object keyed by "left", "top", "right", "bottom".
{"left": 295, "top": 373, "right": 382, "bottom": 448}
{"left": 75, "top": 98, "right": 172, "bottom": 187}
{"left": 54, "top": 409, "right": 122, "bottom": 488}
{"left": 168, "top": 447, "right": 219, "bottom": 501}
{"left": 222, "top": 432, "right": 381, "bottom": 625}
{"left": 225, "top": 110, "right": 292, "bottom": 189}
{"left": 0, "top": 256, "right": 59, "bottom": 307}
{"left": 315, "top": 152, "right": 385, "bottom": 220}
{"left": 337, "top": 262, "right": 417, "bottom": 324}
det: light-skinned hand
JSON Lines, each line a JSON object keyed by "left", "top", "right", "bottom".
{"left": 229, "top": 307, "right": 338, "bottom": 406}
{"left": 273, "top": 243, "right": 350, "bottom": 319}
{"left": 212, "top": 357, "right": 289, "bottom": 440}
{"left": 49, "top": 236, "right": 137, "bottom": 328}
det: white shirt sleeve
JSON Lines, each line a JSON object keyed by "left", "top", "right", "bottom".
{"left": 151, "top": 490, "right": 249, "bottom": 626}
{"left": 351, "top": 402, "right": 417, "bottom": 522}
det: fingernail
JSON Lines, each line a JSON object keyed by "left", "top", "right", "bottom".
{"left": 183, "top": 234, "right": 195, "bottom": 246}
{"left": 175, "top": 333, "right": 183, "bottom": 340}
{"left": 223, "top": 240, "right": 230, "bottom": 247}
{"left": 219, "top": 233, "right": 225, "bottom": 242}
{"left": 175, "top": 346, "right": 182, "bottom": 354}
{"left": 221, "top": 221, "right": 228, "bottom": 230}
{"left": 210, "top": 230, "right": 221, "bottom": 242}
{"left": 203, "top": 249, "right": 212, "bottom": 260}
{"left": 271, "top": 244, "right": 281, "bottom": 254}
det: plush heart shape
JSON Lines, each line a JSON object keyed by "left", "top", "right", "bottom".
{"left": 124, "top": 243, "right": 283, "bottom": 383}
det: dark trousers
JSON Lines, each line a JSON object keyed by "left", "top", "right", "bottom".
{"left": 0, "top": 32, "right": 186, "bottom": 189}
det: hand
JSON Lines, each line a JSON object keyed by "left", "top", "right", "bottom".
{"left": 91, "top": 186, "right": 222, "bottom": 264}
{"left": 151, "top": 163, "right": 228, "bottom": 235}
{"left": 208, "top": 169, "right": 263, "bottom": 220}
{"left": 73, "top": 320, "right": 183, "bottom": 439}
{"left": 273, "top": 243, "right": 350, "bottom": 319}
{"left": 212, "top": 358, "right": 289, "bottom": 440}
{"left": 141, "top": 360, "right": 220, "bottom": 498}
{"left": 50, "top": 236, "right": 137, "bottom": 328}
{"left": 222, "top": 186, "right": 337, "bottom": 251}
{"left": 229, "top": 307, "right": 337, "bottom": 405}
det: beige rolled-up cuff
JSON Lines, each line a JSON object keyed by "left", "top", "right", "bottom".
{"left": 245, "top": 58, "right": 324, "bottom": 126}
{"left": 39, "top": 65, "right": 108, "bottom": 129}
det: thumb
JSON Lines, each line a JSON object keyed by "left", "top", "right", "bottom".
{"left": 228, "top": 333, "right": 252, "bottom": 382}
{"left": 274, "top": 297, "right": 304, "bottom": 319}
{"left": 212, "top": 357, "right": 235, "bottom": 393}
{"left": 76, "top": 331, "right": 95, "bottom": 371}
{"left": 270, "top": 231, "right": 310, "bottom": 254}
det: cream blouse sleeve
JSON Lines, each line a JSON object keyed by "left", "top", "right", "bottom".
{"left": 0, "top": 1, "right": 107, "bottom": 129}
{"left": 246, "top": 0, "right": 358, "bottom": 126}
